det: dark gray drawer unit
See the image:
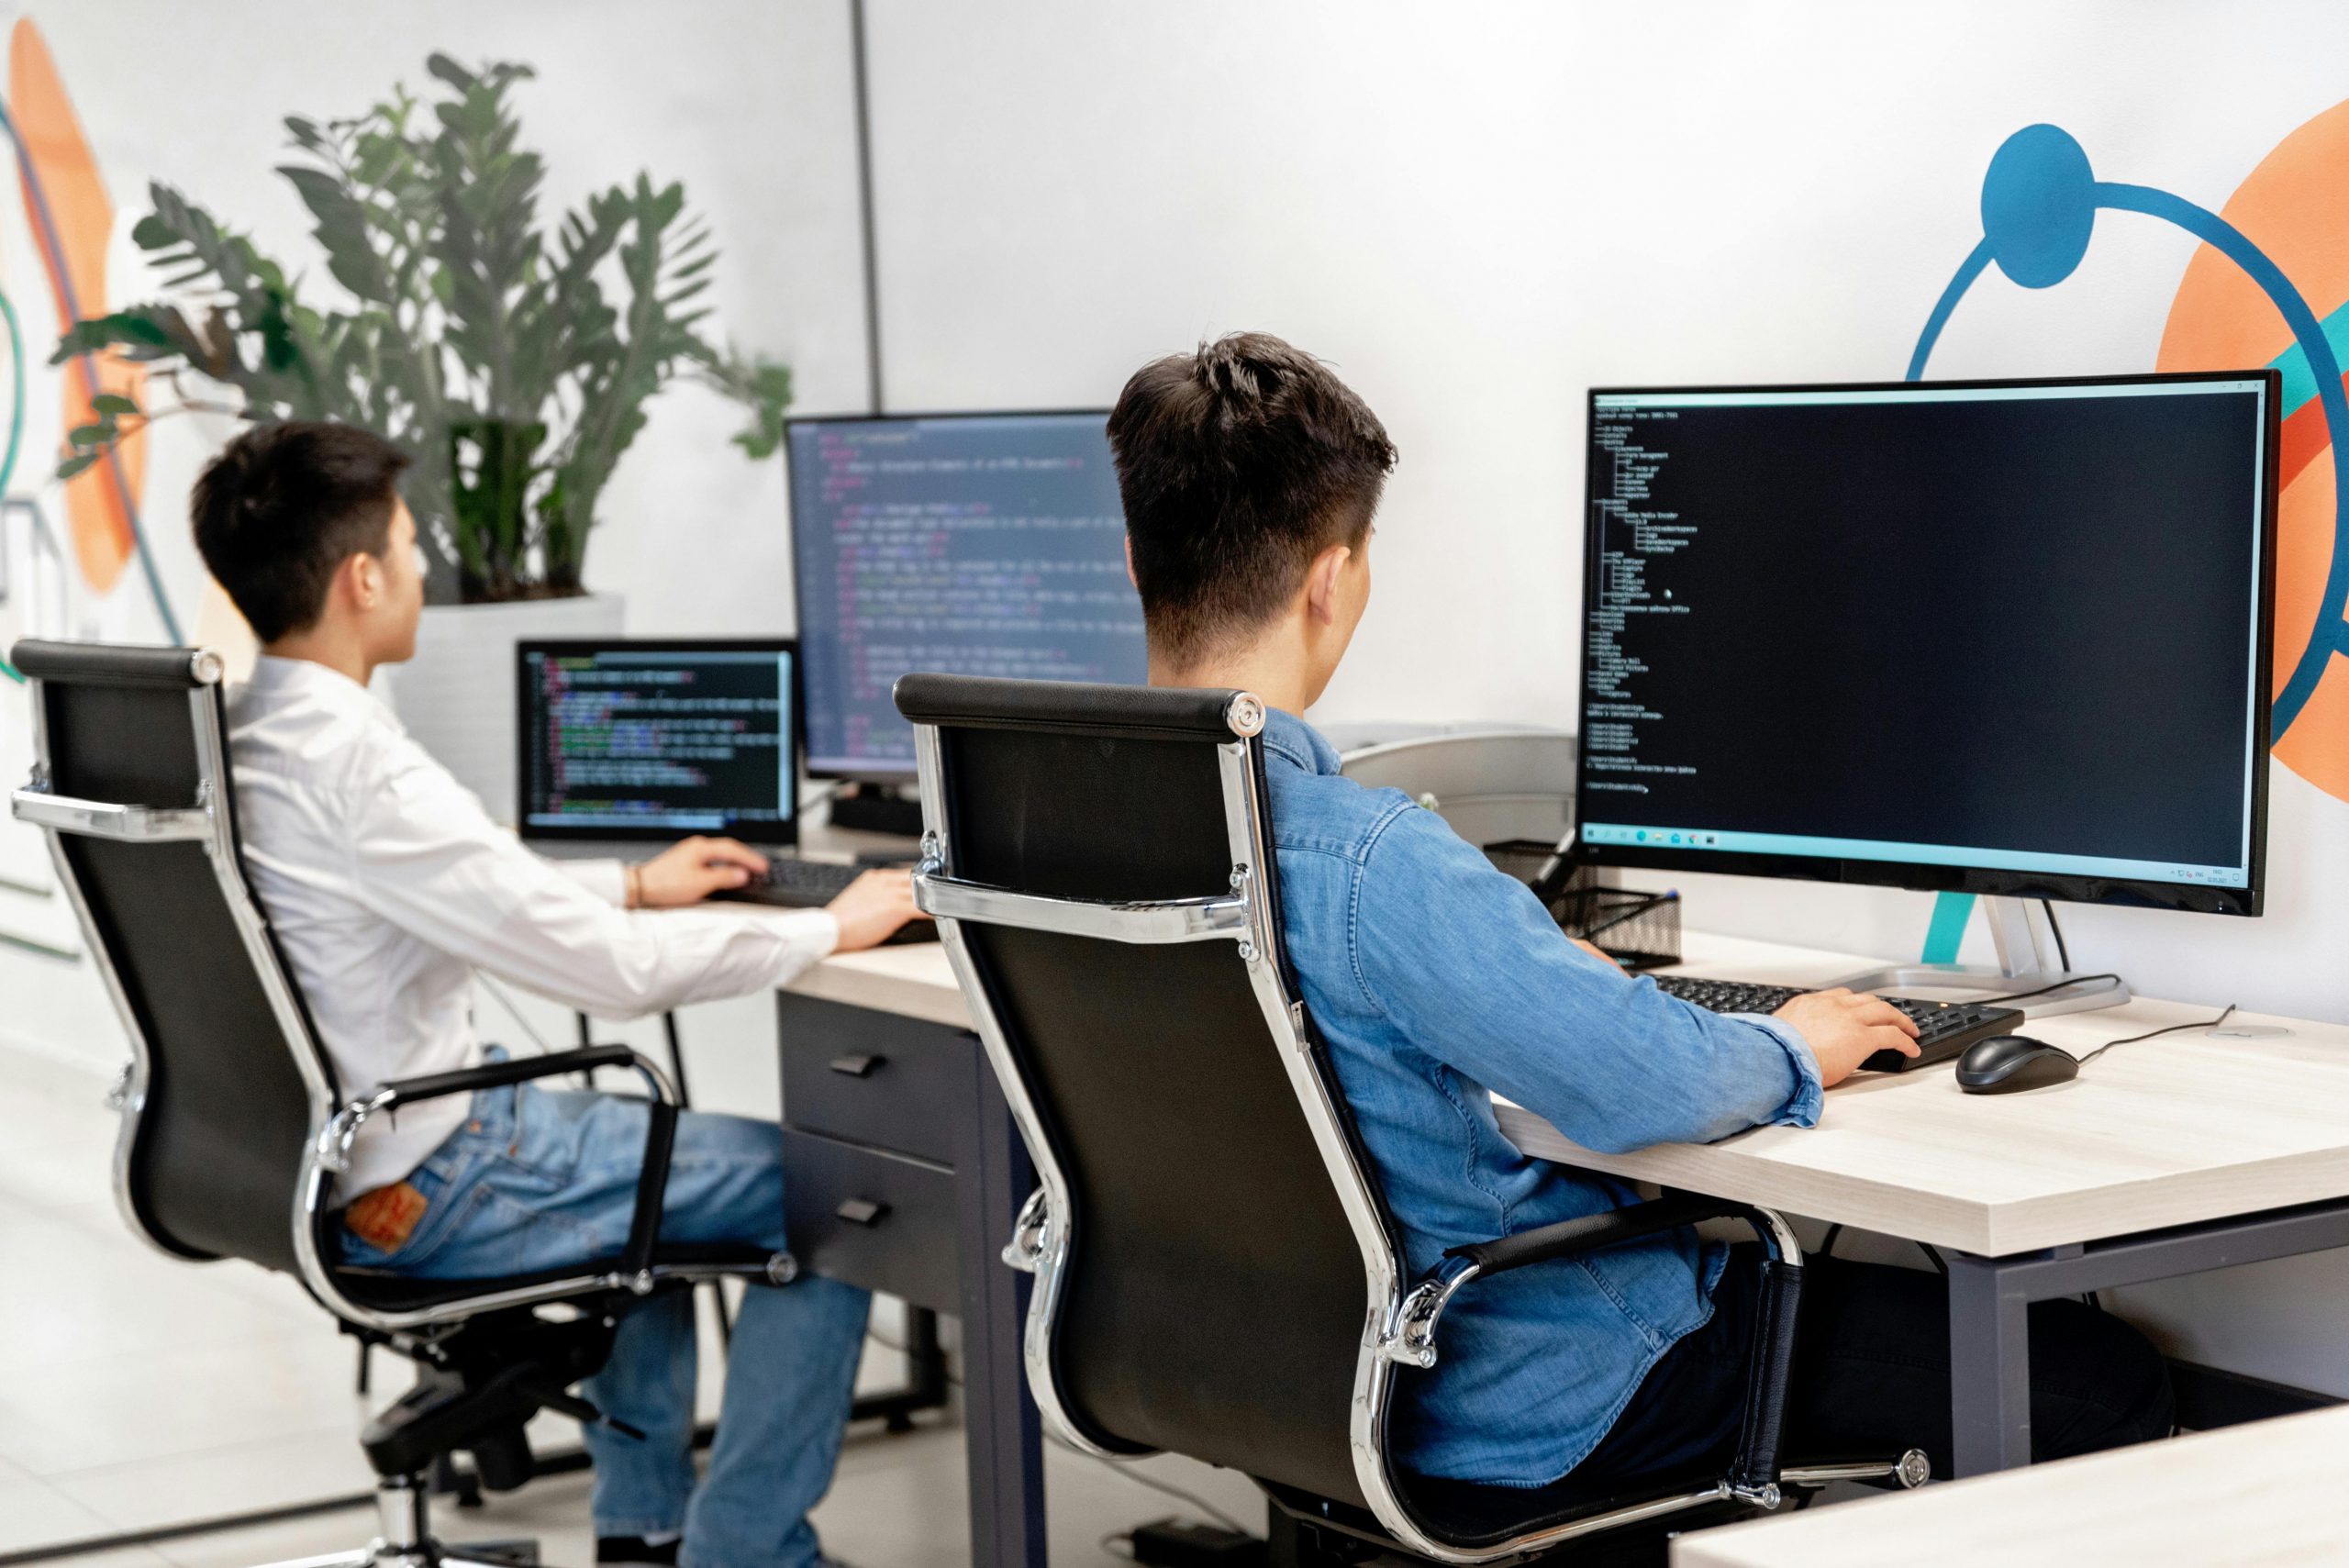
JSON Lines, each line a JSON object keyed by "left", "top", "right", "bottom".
{"left": 779, "top": 993, "right": 969, "bottom": 1167}
{"left": 781, "top": 1131, "right": 960, "bottom": 1308}
{"left": 775, "top": 987, "right": 1042, "bottom": 1568}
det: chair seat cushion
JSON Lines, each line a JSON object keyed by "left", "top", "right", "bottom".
{"left": 327, "top": 1241, "right": 775, "bottom": 1312}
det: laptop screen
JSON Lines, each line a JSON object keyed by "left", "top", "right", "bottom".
{"left": 517, "top": 639, "right": 799, "bottom": 846}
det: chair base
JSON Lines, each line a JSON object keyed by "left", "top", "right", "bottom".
{"left": 247, "top": 1477, "right": 541, "bottom": 1568}
{"left": 1275, "top": 1512, "right": 1703, "bottom": 1568}
{"left": 259, "top": 1553, "right": 536, "bottom": 1568}
{"left": 1265, "top": 1451, "right": 1929, "bottom": 1565}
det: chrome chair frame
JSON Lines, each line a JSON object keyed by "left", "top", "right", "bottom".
{"left": 9, "top": 644, "right": 785, "bottom": 1568}
{"left": 908, "top": 688, "right": 1923, "bottom": 1565}
{"left": 9, "top": 647, "right": 782, "bottom": 1333}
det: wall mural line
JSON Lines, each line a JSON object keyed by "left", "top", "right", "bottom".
{"left": 1916, "top": 111, "right": 2349, "bottom": 962}
{"left": 4, "top": 17, "right": 174, "bottom": 648}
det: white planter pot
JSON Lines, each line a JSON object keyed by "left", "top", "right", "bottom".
{"left": 377, "top": 593, "right": 626, "bottom": 824}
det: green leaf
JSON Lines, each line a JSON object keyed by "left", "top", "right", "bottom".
{"left": 424, "top": 52, "right": 477, "bottom": 93}
{"left": 52, "top": 310, "right": 173, "bottom": 364}
{"left": 56, "top": 452, "right": 99, "bottom": 480}
{"left": 66, "top": 423, "right": 106, "bottom": 447}
{"left": 130, "top": 214, "right": 182, "bottom": 250}
{"left": 90, "top": 393, "right": 140, "bottom": 416}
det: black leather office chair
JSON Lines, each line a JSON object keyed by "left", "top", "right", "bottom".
{"left": 8, "top": 639, "right": 790, "bottom": 1568}
{"left": 894, "top": 674, "right": 1928, "bottom": 1565}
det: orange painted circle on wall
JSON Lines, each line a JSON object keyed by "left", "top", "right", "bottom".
{"left": 2158, "top": 96, "right": 2349, "bottom": 804}
{"left": 8, "top": 19, "right": 149, "bottom": 599}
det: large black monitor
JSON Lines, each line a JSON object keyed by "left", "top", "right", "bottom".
{"left": 1575, "top": 372, "right": 2277, "bottom": 916}
{"left": 787, "top": 410, "right": 1146, "bottom": 779}
{"left": 517, "top": 639, "right": 800, "bottom": 846}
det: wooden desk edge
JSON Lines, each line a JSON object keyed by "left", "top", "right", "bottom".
{"left": 1670, "top": 1404, "right": 2349, "bottom": 1568}
{"left": 1493, "top": 1106, "right": 2006, "bottom": 1254}
{"left": 1496, "top": 1106, "right": 2349, "bottom": 1258}
{"left": 785, "top": 948, "right": 973, "bottom": 1030}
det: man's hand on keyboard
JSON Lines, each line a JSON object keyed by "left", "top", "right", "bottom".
{"left": 1773, "top": 987, "right": 1921, "bottom": 1087}
{"left": 637, "top": 836, "right": 770, "bottom": 907}
{"left": 828, "top": 868, "right": 930, "bottom": 951}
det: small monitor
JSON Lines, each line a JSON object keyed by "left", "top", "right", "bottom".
{"left": 788, "top": 410, "right": 1146, "bottom": 778}
{"left": 1575, "top": 373, "right": 2277, "bottom": 915}
{"left": 517, "top": 639, "right": 800, "bottom": 846}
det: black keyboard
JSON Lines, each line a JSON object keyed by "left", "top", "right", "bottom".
{"left": 725, "top": 858, "right": 865, "bottom": 906}
{"left": 708, "top": 857, "right": 939, "bottom": 944}
{"left": 1652, "top": 974, "right": 2023, "bottom": 1073}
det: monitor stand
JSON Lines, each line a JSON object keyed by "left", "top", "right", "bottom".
{"left": 828, "top": 784, "right": 926, "bottom": 840}
{"left": 1832, "top": 895, "right": 2130, "bottom": 1018}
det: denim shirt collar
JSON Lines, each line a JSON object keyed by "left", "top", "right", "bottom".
{"left": 1261, "top": 707, "right": 1343, "bottom": 777}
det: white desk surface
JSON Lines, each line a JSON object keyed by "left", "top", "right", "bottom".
{"left": 782, "top": 928, "right": 2349, "bottom": 1258}
{"left": 1497, "top": 932, "right": 2349, "bottom": 1257}
{"left": 1674, "top": 1403, "right": 2349, "bottom": 1568}
{"left": 786, "top": 939, "right": 972, "bottom": 1030}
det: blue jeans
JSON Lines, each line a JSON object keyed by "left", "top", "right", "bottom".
{"left": 340, "top": 1074, "right": 872, "bottom": 1568}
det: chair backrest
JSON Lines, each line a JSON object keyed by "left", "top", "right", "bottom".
{"left": 9, "top": 640, "right": 333, "bottom": 1275}
{"left": 896, "top": 674, "right": 1404, "bottom": 1509}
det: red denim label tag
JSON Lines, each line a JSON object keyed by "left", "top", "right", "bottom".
{"left": 345, "top": 1180, "right": 429, "bottom": 1251}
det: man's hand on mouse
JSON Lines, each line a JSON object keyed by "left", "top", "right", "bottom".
{"left": 827, "top": 868, "right": 929, "bottom": 951}
{"left": 634, "top": 835, "right": 769, "bottom": 907}
{"left": 1773, "top": 987, "right": 1921, "bottom": 1087}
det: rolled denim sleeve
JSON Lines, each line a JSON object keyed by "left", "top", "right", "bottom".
{"left": 1346, "top": 803, "right": 1821, "bottom": 1154}
{"left": 1726, "top": 1012, "right": 1824, "bottom": 1129}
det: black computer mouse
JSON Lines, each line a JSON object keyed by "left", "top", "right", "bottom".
{"left": 1955, "top": 1034, "right": 2080, "bottom": 1095}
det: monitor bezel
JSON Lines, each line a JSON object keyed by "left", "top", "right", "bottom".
{"left": 784, "top": 407, "right": 1120, "bottom": 782}
{"left": 1572, "top": 369, "right": 2279, "bottom": 917}
{"left": 514, "top": 637, "right": 804, "bottom": 848}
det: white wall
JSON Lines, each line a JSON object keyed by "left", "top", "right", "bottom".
{"left": 857, "top": 0, "right": 2349, "bottom": 1024}
{"left": 5, "top": 0, "right": 2349, "bottom": 1396}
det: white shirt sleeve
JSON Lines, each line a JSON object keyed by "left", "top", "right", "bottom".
{"left": 551, "top": 857, "right": 629, "bottom": 907}
{"left": 346, "top": 740, "right": 839, "bottom": 1019}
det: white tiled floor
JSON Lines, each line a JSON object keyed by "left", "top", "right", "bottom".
{"left": 0, "top": 1061, "right": 1262, "bottom": 1567}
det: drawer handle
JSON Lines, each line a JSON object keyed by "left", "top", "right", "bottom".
{"left": 829, "top": 1053, "right": 885, "bottom": 1078}
{"left": 835, "top": 1197, "right": 890, "bottom": 1227}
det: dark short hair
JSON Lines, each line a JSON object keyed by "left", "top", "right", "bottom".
{"left": 1108, "top": 332, "right": 1397, "bottom": 666}
{"left": 191, "top": 422, "right": 413, "bottom": 642}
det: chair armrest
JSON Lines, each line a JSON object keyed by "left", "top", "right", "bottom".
{"left": 316, "top": 1045, "right": 682, "bottom": 1284}
{"left": 1440, "top": 1191, "right": 1747, "bottom": 1275}
{"left": 1387, "top": 1191, "right": 1807, "bottom": 1506}
{"left": 1391, "top": 1193, "right": 1789, "bottom": 1369}
{"left": 373, "top": 1045, "right": 641, "bottom": 1108}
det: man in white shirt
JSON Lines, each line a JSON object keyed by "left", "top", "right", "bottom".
{"left": 193, "top": 422, "right": 919, "bottom": 1568}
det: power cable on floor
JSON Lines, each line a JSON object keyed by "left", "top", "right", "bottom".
{"left": 1064, "top": 1442, "right": 1251, "bottom": 1537}
{"left": 865, "top": 1321, "right": 962, "bottom": 1387}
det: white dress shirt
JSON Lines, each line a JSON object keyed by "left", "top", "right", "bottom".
{"left": 228, "top": 655, "right": 838, "bottom": 1194}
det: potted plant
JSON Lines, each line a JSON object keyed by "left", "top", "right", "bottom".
{"left": 54, "top": 53, "right": 792, "bottom": 812}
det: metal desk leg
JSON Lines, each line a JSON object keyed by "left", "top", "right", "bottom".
{"left": 955, "top": 1049, "right": 1044, "bottom": 1567}
{"left": 1945, "top": 1252, "right": 2032, "bottom": 1475}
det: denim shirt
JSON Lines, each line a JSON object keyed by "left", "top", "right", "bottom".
{"left": 1261, "top": 710, "right": 1823, "bottom": 1486}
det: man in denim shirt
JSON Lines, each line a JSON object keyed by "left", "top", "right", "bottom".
{"left": 1105, "top": 333, "right": 2172, "bottom": 1488}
